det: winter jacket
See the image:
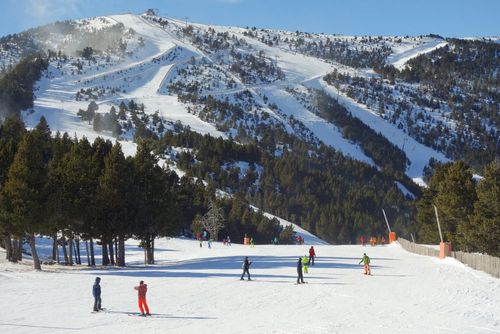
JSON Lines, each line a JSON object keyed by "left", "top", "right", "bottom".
{"left": 297, "top": 259, "right": 303, "bottom": 273}
{"left": 302, "top": 256, "right": 309, "bottom": 267}
{"left": 135, "top": 284, "right": 148, "bottom": 298}
{"left": 359, "top": 255, "right": 370, "bottom": 265}
{"left": 93, "top": 280, "right": 101, "bottom": 298}
{"left": 309, "top": 247, "right": 315, "bottom": 257}
{"left": 243, "top": 259, "right": 251, "bottom": 270}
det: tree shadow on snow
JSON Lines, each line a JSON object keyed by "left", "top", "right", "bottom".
{"left": 84, "top": 255, "right": 386, "bottom": 280}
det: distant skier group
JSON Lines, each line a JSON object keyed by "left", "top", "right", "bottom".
{"left": 239, "top": 244, "right": 371, "bottom": 284}
{"left": 92, "top": 277, "right": 151, "bottom": 316}
{"left": 360, "top": 235, "right": 385, "bottom": 246}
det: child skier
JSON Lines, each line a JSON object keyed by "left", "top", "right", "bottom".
{"left": 134, "top": 280, "right": 151, "bottom": 316}
{"left": 240, "top": 256, "right": 252, "bottom": 280}
{"left": 296, "top": 257, "right": 305, "bottom": 284}
{"left": 302, "top": 255, "right": 309, "bottom": 273}
{"left": 92, "top": 277, "right": 103, "bottom": 312}
{"left": 359, "top": 253, "right": 371, "bottom": 275}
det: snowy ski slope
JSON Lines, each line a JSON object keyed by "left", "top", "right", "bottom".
{"left": 20, "top": 14, "right": 450, "bottom": 181}
{"left": 0, "top": 237, "right": 499, "bottom": 334}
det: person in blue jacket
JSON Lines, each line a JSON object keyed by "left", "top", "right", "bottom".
{"left": 93, "top": 277, "right": 103, "bottom": 312}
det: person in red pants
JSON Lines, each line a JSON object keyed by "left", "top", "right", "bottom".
{"left": 134, "top": 280, "right": 150, "bottom": 316}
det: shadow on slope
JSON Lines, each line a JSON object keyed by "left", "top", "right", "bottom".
{"left": 85, "top": 255, "right": 389, "bottom": 280}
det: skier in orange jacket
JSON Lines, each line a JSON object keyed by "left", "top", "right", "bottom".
{"left": 134, "top": 280, "right": 151, "bottom": 316}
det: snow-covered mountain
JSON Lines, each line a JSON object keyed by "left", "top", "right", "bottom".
{"left": 2, "top": 12, "right": 488, "bottom": 181}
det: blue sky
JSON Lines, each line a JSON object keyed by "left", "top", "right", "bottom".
{"left": 1, "top": 0, "right": 499, "bottom": 37}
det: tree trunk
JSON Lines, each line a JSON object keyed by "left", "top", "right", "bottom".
{"left": 61, "top": 236, "right": 68, "bottom": 264}
{"left": 68, "top": 237, "right": 74, "bottom": 265}
{"left": 17, "top": 237, "right": 22, "bottom": 261}
{"left": 75, "top": 238, "right": 81, "bottom": 265}
{"left": 145, "top": 236, "right": 155, "bottom": 265}
{"left": 3, "top": 236, "right": 12, "bottom": 261}
{"left": 10, "top": 239, "right": 18, "bottom": 263}
{"left": 151, "top": 237, "right": 155, "bottom": 264}
{"left": 114, "top": 237, "right": 118, "bottom": 264}
{"left": 52, "top": 234, "right": 58, "bottom": 261}
{"left": 89, "top": 238, "right": 95, "bottom": 266}
{"left": 85, "top": 240, "right": 91, "bottom": 266}
{"left": 108, "top": 240, "right": 115, "bottom": 266}
{"left": 117, "top": 235, "right": 125, "bottom": 267}
{"left": 29, "top": 233, "right": 41, "bottom": 271}
{"left": 144, "top": 238, "right": 150, "bottom": 265}
{"left": 102, "top": 240, "right": 109, "bottom": 266}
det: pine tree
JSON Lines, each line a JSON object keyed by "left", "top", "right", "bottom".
{"left": 98, "top": 142, "right": 132, "bottom": 266}
{"left": 434, "top": 161, "right": 476, "bottom": 246}
{"left": 132, "top": 141, "right": 164, "bottom": 264}
{"left": 416, "top": 188, "right": 440, "bottom": 243}
{"left": 58, "top": 138, "right": 96, "bottom": 265}
{"left": 467, "top": 161, "right": 500, "bottom": 255}
{"left": 1, "top": 132, "right": 48, "bottom": 270}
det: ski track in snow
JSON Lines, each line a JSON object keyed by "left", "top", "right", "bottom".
{"left": 0, "top": 237, "right": 499, "bottom": 334}
{"left": 388, "top": 39, "right": 448, "bottom": 70}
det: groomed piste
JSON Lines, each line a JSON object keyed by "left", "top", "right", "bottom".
{"left": 1, "top": 236, "right": 499, "bottom": 333}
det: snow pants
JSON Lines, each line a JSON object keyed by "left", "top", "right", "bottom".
{"left": 297, "top": 271, "right": 304, "bottom": 284}
{"left": 364, "top": 264, "right": 371, "bottom": 275}
{"left": 308, "top": 256, "right": 314, "bottom": 266}
{"left": 138, "top": 297, "right": 150, "bottom": 315}
{"left": 93, "top": 296, "right": 101, "bottom": 311}
{"left": 241, "top": 268, "right": 251, "bottom": 280}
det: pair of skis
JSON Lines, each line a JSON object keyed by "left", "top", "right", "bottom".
{"left": 91, "top": 309, "right": 156, "bottom": 318}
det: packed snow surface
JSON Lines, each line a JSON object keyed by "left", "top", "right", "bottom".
{"left": 1, "top": 237, "right": 499, "bottom": 334}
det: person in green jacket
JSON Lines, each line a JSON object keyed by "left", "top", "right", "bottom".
{"left": 359, "top": 253, "right": 371, "bottom": 275}
{"left": 302, "top": 255, "right": 309, "bottom": 273}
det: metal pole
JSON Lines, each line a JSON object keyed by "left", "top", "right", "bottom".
{"left": 433, "top": 205, "right": 444, "bottom": 243}
{"left": 410, "top": 233, "right": 415, "bottom": 243}
{"left": 382, "top": 209, "right": 392, "bottom": 233}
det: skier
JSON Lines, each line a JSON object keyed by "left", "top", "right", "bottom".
{"left": 134, "top": 280, "right": 151, "bottom": 316}
{"left": 208, "top": 239, "right": 212, "bottom": 248}
{"left": 250, "top": 237, "right": 254, "bottom": 247}
{"left": 308, "top": 246, "right": 316, "bottom": 266}
{"left": 240, "top": 256, "right": 252, "bottom": 280}
{"left": 92, "top": 277, "right": 103, "bottom": 312}
{"left": 360, "top": 235, "right": 366, "bottom": 246}
{"left": 359, "top": 253, "right": 371, "bottom": 275}
{"left": 227, "top": 236, "right": 231, "bottom": 246}
{"left": 296, "top": 257, "right": 305, "bottom": 284}
{"left": 302, "top": 255, "right": 309, "bottom": 273}
{"left": 381, "top": 236, "right": 386, "bottom": 245}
